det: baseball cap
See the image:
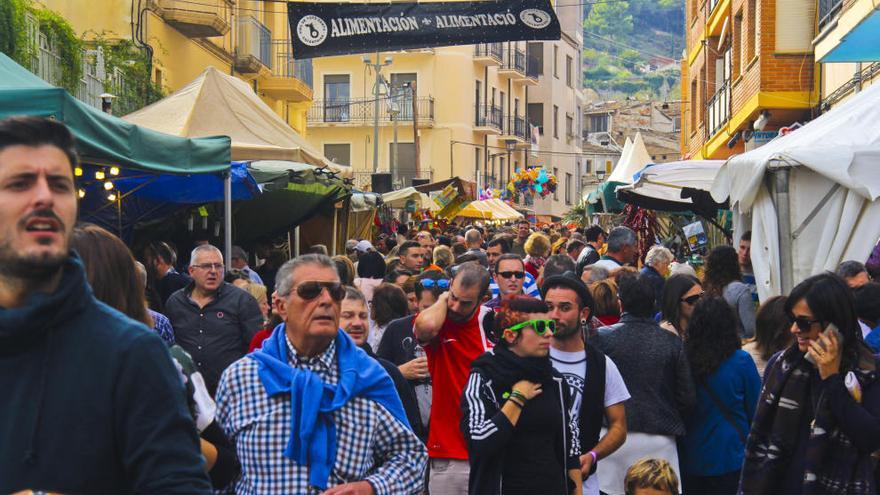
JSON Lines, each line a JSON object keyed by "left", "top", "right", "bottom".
{"left": 355, "top": 240, "right": 374, "bottom": 253}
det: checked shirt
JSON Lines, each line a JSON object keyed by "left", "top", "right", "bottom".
{"left": 216, "top": 337, "right": 427, "bottom": 495}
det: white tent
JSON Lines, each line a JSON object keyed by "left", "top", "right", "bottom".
{"left": 617, "top": 160, "right": 726, "bottom": 211}
{"left": 124, "top": 66, "right": 336, "bottom": 167}
{"left": 608, "top": 132, "right": 652, "bottom": 184}
{"left": 382, "top": 187, "right": 440, "bottom": 211}
{"left": 711, "top": 81, "right": 880, "bottom": 300}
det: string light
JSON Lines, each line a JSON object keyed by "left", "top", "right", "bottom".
{"left": 107, "top": 192, "right": 117, "bottom": 202}
{"left": 74, "top": 167, "right": 83, "bottom": 177}
{"left": 77, "top": 188, "right": 86, "bottom": 199}
{"left": 104, "top": 181, "right": 114, "bottom": 191}
{"left": 95, "top": 170, "right": 106, "bottom": 180}
{"left": 109, "top": 166, "right": 120, "bottom": 176}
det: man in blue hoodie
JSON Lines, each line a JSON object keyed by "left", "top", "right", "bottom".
{"left": 0, "top": 116, "right": 211, "bottom": 494}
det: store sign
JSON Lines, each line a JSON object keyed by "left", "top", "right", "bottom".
{"left": 287, "top": 0, "right": 561, "bottom": 58}
{"left": 745, "top": 130, "right": 779, "bottom": 151}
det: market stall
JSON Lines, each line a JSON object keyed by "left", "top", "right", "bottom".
{"left": 457, "top": 198, "right": 523, "bottom": 221}
{"left": 588, "top": 132, "right": 651, "bottom": 213}
{"left": 616, "top": 160, "right": 727, "bottom": 215}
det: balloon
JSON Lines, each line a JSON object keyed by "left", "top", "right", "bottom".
{"left": 535, "top": 183, "right": 543, "bottom": 194}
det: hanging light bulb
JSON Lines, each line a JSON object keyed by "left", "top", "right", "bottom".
{"left": 109, "top": 166, "right": 120, "bottom": 176}
{"left": 107, "top": 192, "right": 117, "bottom": 202}
{"left": 95, "top": 170, "right": 106, "bottom": 180}
{"left": 74, "top": 166, "right": 83, "bottom": 177}
{"left": 104, "top": 181, "right": 114, "bottom": 191}
{"left": 77, "top": 188, "right": 86, "bottom": 199}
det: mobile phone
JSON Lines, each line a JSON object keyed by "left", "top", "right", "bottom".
{"left": 805, "top": 323, "right": 843, "bottom": 365}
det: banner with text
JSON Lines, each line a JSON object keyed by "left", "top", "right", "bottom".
{"left": 288, "top": 0, "right": 561, "bottom": 58}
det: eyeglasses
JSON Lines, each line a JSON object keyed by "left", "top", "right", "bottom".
{"left": 507, "top": 319, "right": 557, "bottom": 336}
{"left": 420, "top": 279, "right": 450, "bottom": 289}
{"left": 681, "top": 292, "right": 704, "bottom": 305}
{"left": 790, "top": 315, "right": 822, "bottom": 332}
{"left": 293, "top": 281, "right": 345, "bottom": 302}
{"left": 497, "top": 271, "right": 525, "bottom": 280}
{"left": 192, "top": 263, "right": 224, "bottom": 271}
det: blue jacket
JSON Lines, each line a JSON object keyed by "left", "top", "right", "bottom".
{"left": 639, "top": 266, "right": 665, "bottom": 312}
{"left": 0, "top": 255, "right": 211, "bottom": 494}
{"left": 681, "top": 350, "right": 761, "bottom": 476}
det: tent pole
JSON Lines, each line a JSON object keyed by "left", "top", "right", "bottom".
{"left": 332, "top": 207, "right": 338, "bottom": 256}
{"left": 223, "top": 172, "right": 232, "bottom": 270}
{"left": 294, "top": 225, "right": 301, "bottom": 257}
{"left": 772, "top": 166, "right": 794, "bottom": 294}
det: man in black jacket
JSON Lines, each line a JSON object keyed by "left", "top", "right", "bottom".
{"left": 543, "top": 273, "right": 629, "bottom": 495}
{"left": 0, "top": 116, "right": 210, "bottom": 494}
{"left": 575, "top": 226, "right": 606, "bottom": 277}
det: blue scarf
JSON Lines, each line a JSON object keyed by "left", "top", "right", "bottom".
{"left": 249, "top": 325, "right": 410, "bottom": 490}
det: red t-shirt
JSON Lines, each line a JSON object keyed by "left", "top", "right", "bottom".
{"left": 424, "top": 305, "right": 493, "bottom": 459}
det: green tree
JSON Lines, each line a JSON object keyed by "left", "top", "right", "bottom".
{"left": 584, "top": 1, "right": 633, "bottom": 38}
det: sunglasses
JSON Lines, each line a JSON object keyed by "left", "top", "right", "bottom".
{"left": 420, "top": 279, "right": 450, "bottom": 289}
{"left": 497, "top": 271, "right": 525, "bottom": 280}
{"left": 790, "top": 315, "right": 822, "bottom": 332}
{"left": 681, "top": 292, "right": 704, "bottom": 305}
{"left": 293, "top": 281, "right": 345, "bottom": 302}
{"left": 507, "top": 319, "right": 557, "bottom": 336}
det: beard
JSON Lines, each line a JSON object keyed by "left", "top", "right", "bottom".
{"left": 553, "top": 318, "right": 582, "bottom": 339}
{"left": 0, "top": 240, "right": 68, "bottom": 282}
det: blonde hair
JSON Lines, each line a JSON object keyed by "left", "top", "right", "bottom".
{"left": 433, "top": 245, "right": 454, "bottom": 269}
{"left": 624, "top": 458, "right": 679, "bottom": 495}
{"left": 645, "top": 245, "right": 674, "bottom": 268}
{"left": 524, "top": 232, "right": 551, "bottom": 257}
{"left": 243, "top": 282, "right": 268, "bottom": 304}
{"left": 590, "top": 279, "right": 620, "bottom": 317}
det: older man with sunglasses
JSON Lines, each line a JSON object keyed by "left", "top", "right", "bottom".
{"left": 216, "top": 254, "right": 427, "bottom": 495}
{"left": 166, "top": 244, "right": 264, "bottom": 396}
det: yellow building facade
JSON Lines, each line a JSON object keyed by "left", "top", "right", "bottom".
{"left": 37, "top": 0, "right": 312, "bottom": 134}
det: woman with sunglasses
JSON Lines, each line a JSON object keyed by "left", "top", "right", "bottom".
{"left": 659, "top": 275, "right": 703, "bottom": 337}
{"left": 462, "top": 295, "right": 582, "bottom": 495}
{"left": 740, "top": 273, "right": 880, "bottom": 494}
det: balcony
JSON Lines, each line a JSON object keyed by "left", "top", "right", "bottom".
{"left": 706, "top": 80, "right": 731, "bottom": 138}
{"left": 498, "top": 48, "right": 526, "bottom": 78}
{"left": 307, "top": 96, "right": 435, "bottom": 127}
{"left": 500, "top": 115, "right": 528, "bottom": 143}
{"left": 235, "top": 16, "right": 271, "bottom": 74}
{"left": 473, "top": 43, "right": 503, "bottom": 65}
{"left": 474, "top": 104, "right": 503, "bottom": 134}
{"left": 261, "top": 40, "right": 313, "bottom": 101}
{"left": 708, "top": 0, "right": 721, "bottom": 15}
{"left": 818, "top": 0, "right": 844, "bottom": 30}
{"left": 157, "top": 0, "right": 230, "bottom": 38}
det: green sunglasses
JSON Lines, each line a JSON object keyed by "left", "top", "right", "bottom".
{"left": 506, "top": 319, "right": 557, "bottom": 336}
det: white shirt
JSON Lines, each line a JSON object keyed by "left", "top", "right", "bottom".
{"left": 550, "top": 347, "right": 631, "bottom": 495}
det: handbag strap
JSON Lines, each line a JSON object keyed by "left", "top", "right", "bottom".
{"left": 700, "top": 382, "right": 748, "bottom": 444}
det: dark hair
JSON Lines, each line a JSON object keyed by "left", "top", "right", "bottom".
{"left": 225, "top": 268, "right": 250, "bottom": 283}
{"left": 399, "top": 240, "right": 421, "bottom": 257}
{"left": 584, "top": 225, "right": 606, "bottom": 243}
{"left": 415, "top": 269, "right": 448, "bottom": 301}
{"left": 0, "top": 116, "right": 78, "bottom": 169}
{"left": 71, "top": 224, "right": 152, "bottom": 328}
{"left": 740, "top": 231, "right": 751, "bottom": 242}
{"left": 356, "top": 251, "right": 386, "bottom": 279}
{"left": 617, "top": 273, "right": 656, "bottom": 318}
{"left": 854, "top": 283, "right": 880, "bottom": 327}
{"left": 836, "top": 260, "right": 868, "bottom": 280}
{"left": 144, "top": 241, "right": 177, "bottom": 266}
{"left": 451, "top": 242, "right": 467, "bottom": 257}
{"left": 566, "top": 239, "right": 585, "bottom": 254}
{"left": 686, "top": 297, "right": 741, "bottom": 383}
{"left": 332, "top": 255, "right": 354, "bottom": 285}
{"left": 397, "top": 224, "right": 409, "bottom": 236}
{"left": 754, "top": 296, "right": 793, "bottom": 361}
{"left": 543, "top": 254, "right": 576, "bottom": 280}
{"left": 384, "top": 268, "right": 413, "bottom": 284}
{"left": 493, "top": 253, "right": 524, "bottom": 274}
{"left": 785, "top": 273, "right": 862, "bottom": 368}
{"left": 704, "top": 245, "right": 742, "bottom": 295}
{"left": 661, "top": 274, "right": 701, "bottom": 334}
{"left": 590, "top": 279, "right": 619, "bottom": 318}
{"left": 487, "top": 237, "right": 511, "bottom": 253}
{"left": 371, "top": 283, "right": 409, "bottom": 327}
{"left": 454, "top": 262, "right": 491, "bottom": 297}
{"left": 492, "top": 295, "right": 550, "bottom": 346}
{"left": 437, "top": 235, "right": 452, "bottom": 247}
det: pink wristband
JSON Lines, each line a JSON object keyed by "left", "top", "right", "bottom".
{"left": 589, "top": 451, "right": 597, "bottom": 463}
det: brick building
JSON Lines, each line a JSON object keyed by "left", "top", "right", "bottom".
{"left": 682, "top": 0, "right": 819, "bottom": 159}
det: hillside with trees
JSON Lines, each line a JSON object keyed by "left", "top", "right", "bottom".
{"left": 583, "top": 0, "right": 685, "bottom": 99}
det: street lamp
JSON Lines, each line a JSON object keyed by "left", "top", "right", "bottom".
{"left": 596, "top": 169, "right": 606, "bottom": 182}
{"left": 363, "top": 53, "right": 393, "bottom": 172}
{"left": 388, "top": 98, "right": 401, "bottom": 183}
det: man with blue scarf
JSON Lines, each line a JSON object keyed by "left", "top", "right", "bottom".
{"left": 216, "top": 254, "right": 427, "bottom": 495}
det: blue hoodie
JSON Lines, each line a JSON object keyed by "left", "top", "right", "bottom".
{"left": 0, "top": 255, "right": 211, "bottom": 494}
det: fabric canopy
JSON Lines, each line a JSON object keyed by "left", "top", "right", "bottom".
{"left": 124, "top": 66, "right": 332, "bottom": 166}
{"left": 607, "top": 132, "right": 651, "bottom": 184}
{"left": 458, "top": 198, "right": 523, "bottom": 220}
{"left": 0, "top": 53, "right": 230, "bottom": 174}
{"left": 616, "top": 160, "right": 726, "bottom": 213}
{"left": 382, "top": 187, "right": 440, "bottom": 211}
{"left": 711, "top": 80, "right": 880, "bottom": 300}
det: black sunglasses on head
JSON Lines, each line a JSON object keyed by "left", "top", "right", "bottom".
{"left": 293, "top": 281, "right": 345, "bottom": 301}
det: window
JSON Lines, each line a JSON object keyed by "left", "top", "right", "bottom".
{"left": 323, "top": 74, "right": 350, "bottom": 122}
{"left": 475, "top": 80, "right": 482, "bottom": 107}
{"left": 500, "top": 90, "right": 506, "bottom": 117}
{"left": 576, "top": 106, "right": 582, "bottom": 137}
{"left": 605, "top": 160, "right": 612, "bottom": 174}
{"left": 565, "top": 173, "right": 572, "bottom": 204}
{"left": 475, "top": 148, "right": 482, "bottom": 184}
{"left": 585, "top": 159, "right": 593, "bottom": 174}
{"left": 565, "top": 55, "right": 573, "bottom": 87}
{"left": 527, "top": 42, "right": 543, "bottom": 76}
{"left": 589, "top": 114, "right": 609, "bottom": 132}
{"left": 528, "top": 103, "right": 544, "bottom": 134}
{"left": 747, "top": 0, "right": 756, "bottom": 62}
{"left": 553, "top": 105, "right": 559, "bottom": 139}
{"left": 733, "top": 11, "right": 743, "bottom": 76}
{"left": 390, "top": 73, "right": 416, "bottom": 119}
{"left": 690, "top": 79, "right": 697, "bottom": 130}
{"left": 565, "top": 114, "right": 574, "bottom": 139}
{"left": 324, "top": 144, "right": 351, "bottom": 166}
{"left": 154, "top": 67, "right": 163, "bottom": 87}
{"left": 553, "top": 45, "right": 559, "bottom": 78}
{"left": 553, "top": 167, "right": 559, "bottom": 200}
{"left": 389, "top": 142, "right": 417, "bottom": 185}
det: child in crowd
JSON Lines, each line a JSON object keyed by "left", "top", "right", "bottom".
{"left": 624, "top": 458, "right": 680, "bottom": 495}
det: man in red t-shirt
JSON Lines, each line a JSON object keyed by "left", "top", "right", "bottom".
{"left": 415, "top": 262, "right": 492, "bottom": 495}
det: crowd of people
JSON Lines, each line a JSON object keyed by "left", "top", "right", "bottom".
{"left": 4, "top": 115, "right": 880, "bottom": 495}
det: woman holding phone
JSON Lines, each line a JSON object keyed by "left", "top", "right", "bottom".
{"left": 740, "top": 273, "right": 880, "bottom": 494}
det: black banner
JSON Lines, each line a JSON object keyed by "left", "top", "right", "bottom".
{"left": 287, "top": 0, "right": 561, "bottom": 59}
